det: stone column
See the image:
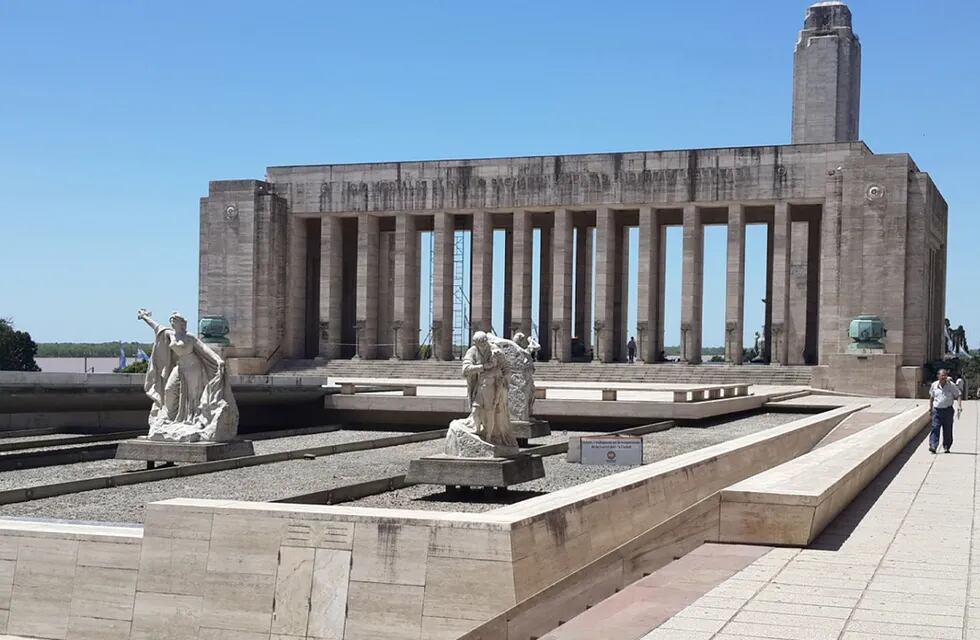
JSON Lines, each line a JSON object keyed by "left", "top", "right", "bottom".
{"left": 319, "top": 216, "right": 344, "bottom": 359}
{"left": 355, "top": 215, "right": 379, "bottom": 359}
{"left": 787, "top": 220, "right": 809, "bottom": 365}
{"left": 655, "top": 227, "right": 667, "bottom": 362}
{"left": 574, "top": 226, "right": 593, "bottom": 354}
{"left": 470, "top": 211, "right": 494, "bottom": 334}
{"left": 594, "top": 207, "right": 615, "bottom": 362}
{"left": 377, "top": 230, "right": 396, "bottom": 359}
{"left": 770, "top": 202, "right": 792, "bottom": 365}
{"left": 393, "top": 213, "right": 420, "bottom": 360}
{"left": 617, "top": 223, "right": 630, "bottom": 360}
{"left": 510, "top": 210, "right": 533, "bottom": 336}
{"left": 432, "top": 212, "right": 454, "bottom": 360}
{"left": 284, "top": 216, "right": 308, "bottom": 358}
{"left": 538, "top": 223, "right": 553, "bottom": 361}
{"left": 551, "top": 209, "right": 574, "bottom": 362}
{"left": 725, "top": 205, "right": 746, "bottom": 364}
{"left": 680, "top": 205, "right": 703, "bottom": 364}
{"left": 637, "top": 207, "right": 661, "bottom": 363}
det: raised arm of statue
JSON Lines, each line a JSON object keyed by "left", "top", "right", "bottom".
{"left": 137, "top": 308, "right": 163, "bottom": 334}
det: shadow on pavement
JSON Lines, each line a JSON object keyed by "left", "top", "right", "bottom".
{"left": 808, "top": 427, "right": 929, "bottom": 552}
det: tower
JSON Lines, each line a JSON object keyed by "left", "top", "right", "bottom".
{"left": 792, "top": 1, "right": 861, "bottom": 144}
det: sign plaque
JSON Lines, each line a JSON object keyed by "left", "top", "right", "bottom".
{"left": 580, "top": 436, "right": 643, "bottom": 466}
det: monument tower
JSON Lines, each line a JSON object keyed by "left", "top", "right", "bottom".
{"left": 792, "top": 0, "right": 861, "bottom": 144}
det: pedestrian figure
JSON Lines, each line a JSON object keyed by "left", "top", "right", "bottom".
{"left": 627, "top": 336, "right": 636, "bottom": 364}
{"left": 929, "top": 368, "right": 963, "bottom": 454}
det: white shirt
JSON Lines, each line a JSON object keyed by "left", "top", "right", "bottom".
{"left": 930, "top": 380, "right": 961, "bottom": 409}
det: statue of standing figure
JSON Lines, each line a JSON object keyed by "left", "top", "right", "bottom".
{"left": 943, "top": 318, "right": 971, "bottom": 356}
{"left": 136, "top": 308, "right": 239, "bottom": 442}
{"left": 446, "top": 331, "right": 518, "bottom": 457}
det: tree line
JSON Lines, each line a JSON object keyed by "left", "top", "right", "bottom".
{"left": 36, "top": 342, "right": 153, "bottom": 357}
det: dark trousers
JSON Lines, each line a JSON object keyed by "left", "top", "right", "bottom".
{"left": 930, "top": 406, "right": 954, "bottom": 450}
{"left": 627, "top": 350, "right": 635, "bottom": 363}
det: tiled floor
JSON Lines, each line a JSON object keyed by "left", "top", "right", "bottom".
{"left": 641, "top": 400, "right": 979, "bottom": 640}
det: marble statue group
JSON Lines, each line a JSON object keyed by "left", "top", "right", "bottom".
{"left": 136, "top": 308, "right": 239, "bottom": 443}
{"left": 445, "top": 331, "right": 539, "bottom": 458}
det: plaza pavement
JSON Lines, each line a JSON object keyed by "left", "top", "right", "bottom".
{"left": 551, "top": 400, "right": 979, "bottom": 640}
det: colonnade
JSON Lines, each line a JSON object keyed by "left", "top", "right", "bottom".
{"left": 316, "top": 203, "right": 820, "bottom": 365}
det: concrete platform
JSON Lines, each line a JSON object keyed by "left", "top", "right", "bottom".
{"left": 115, "top": 438, "right": 255, "bottom": 464}
{"left": 513, "top": 418, "right": 551, "bottom": 444}
{"left": 406, "top": 453, "right": 545, "bottom": 488}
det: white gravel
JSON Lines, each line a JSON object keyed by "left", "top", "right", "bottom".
{"left": 0, "top": 429, "right": 406, "bottom": 493}
{"left": 0, "top": 412, "right": 810, "bottom": 523}
{"left": 0, "top": 430, "right": 427, "bottom": 524}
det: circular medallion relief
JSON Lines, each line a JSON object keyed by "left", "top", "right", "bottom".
{"left": 866, "top": 185, "right": 886, "bottom": 202}
{"left": 224, "top": 204, "right": 239, "bottom": 221}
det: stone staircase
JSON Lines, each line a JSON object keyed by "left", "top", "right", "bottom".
{"left": 272, "top": 359, "right": 814, "bottom": 386}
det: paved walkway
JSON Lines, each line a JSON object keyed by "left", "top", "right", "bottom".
{"left": 640, "top": 400, "right": 979, "bottom": 640}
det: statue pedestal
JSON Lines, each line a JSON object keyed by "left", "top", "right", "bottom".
{"left": 115, "top": 438, "right": 255, "bottom": 468}
{"left": 406, "top": 454, "right": 545, "bottom": 489}
{"left": 512, "top": 419, "right": 551, "bottom": 447}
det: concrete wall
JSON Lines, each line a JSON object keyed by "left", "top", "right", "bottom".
{"left": 0, "top": 520, "right": 141, "bottom": 640}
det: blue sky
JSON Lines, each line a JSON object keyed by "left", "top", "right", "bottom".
{"left": 1, "top": 1, "right": 976, "bottom": 348}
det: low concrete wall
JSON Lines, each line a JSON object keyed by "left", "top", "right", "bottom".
{"left": 0, "top": 519, "right": 142, "bottom": 639}
{"left": 458, "top": 495, "right": 722, "bottom": 640}
{"left": 718, "top": 403, "right": 929, "bottom": 546}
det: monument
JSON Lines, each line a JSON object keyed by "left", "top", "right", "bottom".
{"left": 115, "top": 308, "right": 254, "bottom": 466}
{"left": 407, "top": 331, "right": 545, "bottom": 490}
{"left": 196, "top": 0, "right": 948, "bottom": 399}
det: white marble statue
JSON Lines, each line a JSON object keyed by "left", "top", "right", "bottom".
{"left": 446, "top": 331, "right": 518, "bottom": 457}
{"left": 502, "top": 332, "right": 538, "bottom": 423}
{"left": 137, "top": 308, "right": 239, "bottom": 442}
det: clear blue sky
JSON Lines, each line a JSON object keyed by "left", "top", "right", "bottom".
{"left": 1, "top": 1, "right": 976, "bottom": 349}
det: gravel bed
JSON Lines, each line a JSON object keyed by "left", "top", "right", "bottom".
{"left": 350, "top": 412, "right": 812, "bottom": 513}
{"left": 0, "top": 439, "right": 129, "bottom": 456}
{"left": 0, "top": 433, "right": 79, "bottom": 445}
{"left": 0, "top": 429, "right": 406, "bottom": 493}
{"left": 250, "top": 429, "right": 408, "bottom": 455}
{"left": 0, "top": 433, "right": 439, "bottom": 524}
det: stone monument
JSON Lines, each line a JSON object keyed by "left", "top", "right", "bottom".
{"left": 508, "top": 332, "right": 551, "bottom": 444}
{"left": 407, "top": 331, "right": 545, "bottom": 490}
{"left": 115, "top": 308, "right": 254, "bottom": 467}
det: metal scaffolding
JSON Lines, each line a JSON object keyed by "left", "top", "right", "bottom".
{"left": 452, "top": 230, "right": 470, "bottom": 359}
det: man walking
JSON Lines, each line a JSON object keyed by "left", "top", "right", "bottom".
{"left": 929, "top": 368, "right": 963, "bottom": 453}
{"left": 627, "top": 336, "right": 637, "bottom": 364}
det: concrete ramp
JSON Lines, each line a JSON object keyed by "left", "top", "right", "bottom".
{"left": 718, "top": 403, "right": 929, "bottom": 546}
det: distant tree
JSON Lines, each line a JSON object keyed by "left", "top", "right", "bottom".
{"left": 36, "top": 341, "right": 152, "bottom": 357}
{"left": 959, "top": 352, "right": 980, "bottom": 398}
{"left": 115, "top": 360, "right": 148, "bottom": 374}
{"left": 0, "top": 318, "right": 41, "bottom": 371}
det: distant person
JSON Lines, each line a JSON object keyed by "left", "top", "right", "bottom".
{"left": 627, "top": 337, "right": 636, "bottom": 363}
{"left": 929, "top": 368, "right": 963, "bottom": 454}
